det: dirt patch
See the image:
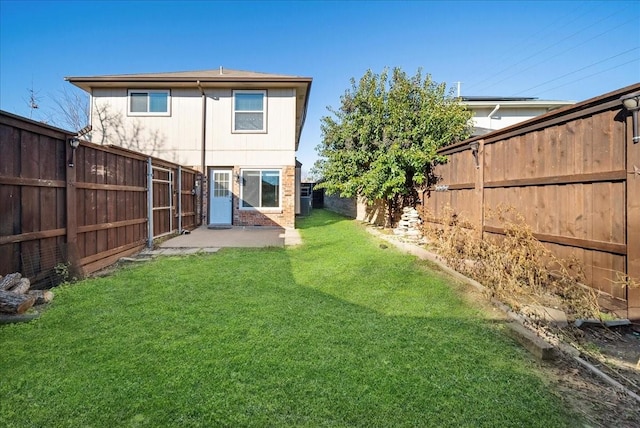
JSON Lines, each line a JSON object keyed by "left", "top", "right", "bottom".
{"left": 564, "top": 323, "right": 640, "bottom": 392}
{"left": 544, "top": 352, "right": 640, "bottom": 428}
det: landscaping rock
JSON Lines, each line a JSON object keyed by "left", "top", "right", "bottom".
{"left": 392, "top": 207, "right": 423, "bottom": 242}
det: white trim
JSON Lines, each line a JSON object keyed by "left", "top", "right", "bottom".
{"left": 239, "top": 168, "right": 281, "bottom": 210}
{"left": 127, "top": 89, "right": 171, "bottom": 116}
{"left": 232, "top": 89, "right": 267, "bottom": 133}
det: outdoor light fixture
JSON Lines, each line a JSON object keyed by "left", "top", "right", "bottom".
{"left": 469, "top": 141, "right": 480, "bottom": 169}
{"left": 620, "top": 91, "right": 640, "bottom": 143}
{"left": 68, "top": 137, "right": 80, "bottom": 167}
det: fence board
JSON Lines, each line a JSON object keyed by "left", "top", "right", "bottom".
{"left": 0, "top": 111, "right": 201, "bottom": 283}
{"left": 424, "top": 84, "right": 640, "bottom": 319}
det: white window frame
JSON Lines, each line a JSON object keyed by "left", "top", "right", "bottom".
{"left": 127, "top": 89, "right": 171, "bottom": 116}
{"left": 233, "top": 90, "right": 267, "bottom": 133}
{"left": 239, "top": 169, "right": 281, "bottom": 210}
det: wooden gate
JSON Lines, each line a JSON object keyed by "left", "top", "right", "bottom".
{"left": 148, "top": 162, "right": 174, "bottom": 242}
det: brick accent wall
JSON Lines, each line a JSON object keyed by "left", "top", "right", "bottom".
{"left": 233, "top": 166, "right": 296, "bottom": 228}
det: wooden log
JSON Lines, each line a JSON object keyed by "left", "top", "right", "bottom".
{"left": 0, "top": 291, "right": 35, "bottom": 314}
{"left": 8, "top": 278, "right": 30, "bottom": 295}
{"left": 27, "top": 290, "right": 54, "bottom": 305}
{"left": 0, "top": 273, "right": 22, "bottom": 291}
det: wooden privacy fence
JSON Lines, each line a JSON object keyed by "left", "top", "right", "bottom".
{"left": 0, "top": 111, "right": 201, "bottom": 286}
{"left": 423, "top": 83, "right": 640, "bottom": 320}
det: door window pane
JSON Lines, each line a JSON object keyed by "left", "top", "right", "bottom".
{"left": 214, "top": 172, "right": 229, "bottom": 198}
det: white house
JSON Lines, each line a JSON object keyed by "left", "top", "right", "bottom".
{"left": 66, "top": 68, "right": 312, "bottom": 229}
{"left": 461, "top": 96, "right": 574, "bottom": 136}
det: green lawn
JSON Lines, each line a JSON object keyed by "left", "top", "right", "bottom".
{"left": 1, "top": 210, "right": 576, "bottom": 427}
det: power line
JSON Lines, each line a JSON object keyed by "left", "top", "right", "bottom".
{"left": 471, "top": 7, "right": 631, "bottom": 94}
{"left": 464, "top": 3, "right": 600, "bottom": 92}
{"left": 514, "top": 47, "right": 639, "bottom": 95}
{"left": 481, "top": 16, "right": 639, "bottom": 95}
{"left": 534, "top": 58, "right": 640, "bottom": 97}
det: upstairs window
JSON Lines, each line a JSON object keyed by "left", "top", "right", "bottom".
{"left": 128, "top": 90, "right": 170, "bottom": 116}
{"left": 233, "top": 90, "right": 266, "bottom": 132}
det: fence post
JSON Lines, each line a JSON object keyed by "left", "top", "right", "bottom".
{"left": 147, "top": 157, "right": 153, "bottom": 248}
{"left": 177, "top": 166, "right": 182, "bottom": 234}
{"left": 66, "top": 138, "right": 81, "bottom": 277}
{"left": 626, "top": 114, "right": 640, "bottom": 320}
{"left": 475, "top": 139, "right": 485, "bottom": 239}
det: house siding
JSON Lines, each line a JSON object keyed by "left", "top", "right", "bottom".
{"left": 91, "top": 87, "right": 203, "bottom": 165}
{"left": 472, "top": 107, "right": 554, "bottom": 130}
{"left": 86, "top": 79, "right": 303, "bottom": 230}
{"left": 205, "top": 88, "right": 296, "bottom": 167}
{"left": 91, "top": 87, "right": 297, "bottom": 169}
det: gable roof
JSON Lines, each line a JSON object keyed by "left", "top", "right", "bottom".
{"left": 65, "top": 68, "right": 313, "bottom": 149}
{"left": 65, "top": 68, "right": 311, "bottom": 87}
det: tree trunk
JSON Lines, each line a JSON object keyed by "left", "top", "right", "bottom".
{"left": 8, "top": 278, "right": 30, "bottom": 295}
{"left": 0, "top": 291, "right": 36, "bottom": 314}
{"left": 387, "top": 196, "right": 397, "bottom": 228}
{"left": 0, "top": 273, "right": 22, "bottom": 291}
{"left": 28, "top": 290, "right": 54, "bottom": 305}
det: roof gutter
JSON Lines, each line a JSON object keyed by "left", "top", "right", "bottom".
{"left": 297, "top": 80, "right": 312, "bottom": 151}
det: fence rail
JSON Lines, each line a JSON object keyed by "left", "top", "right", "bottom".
{"left": 422, "top": 83, "right": 640, "bottom": 320}
{"left": 0, "top": 110, "right": 201, "bottom": 286}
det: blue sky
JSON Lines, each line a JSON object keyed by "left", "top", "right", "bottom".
{"left": 1, "top": 0, "right": 639, "bottom": 175}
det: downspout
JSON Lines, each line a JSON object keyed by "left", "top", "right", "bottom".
{"left": 197, "top": 80, "right": 207, "bottom": 225}
{"left": 487, "top": 104, "right": 500, "bottom": 130}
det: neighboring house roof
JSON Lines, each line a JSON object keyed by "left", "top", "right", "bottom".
{"left": 461, "top": 96, "right": 574, "bottom": 109}
{"left": 442, "top": 82, "right": 640, "bottom": 154}
{"left": 461, "top": 95, "right": 575, "bottom": 137}
{"left": 462, "top": 96, "right": 537, "bottom": 101}
{"left": 66, "top": 68, "right": 313, "bottom": 149}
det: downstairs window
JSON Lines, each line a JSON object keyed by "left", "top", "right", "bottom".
{"left": 241, "top": 169, "right": 280, "bottom": 208}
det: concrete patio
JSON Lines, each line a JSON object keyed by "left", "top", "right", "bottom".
{"left": 136, "top": 226, "right": 302, "bottom": 257}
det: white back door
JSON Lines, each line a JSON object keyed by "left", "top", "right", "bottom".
{"left": 209, "top": 169, "right": 232, "bottom": 225}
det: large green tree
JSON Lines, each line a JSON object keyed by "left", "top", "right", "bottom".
{"left": 314, "top": 67, "right": 472, "bottom": 226}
